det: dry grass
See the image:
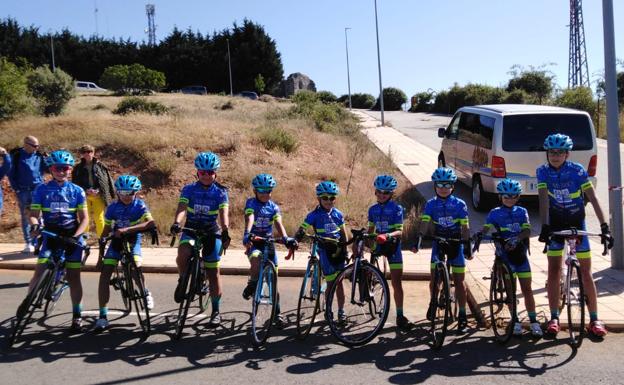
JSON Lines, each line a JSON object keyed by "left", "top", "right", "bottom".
{"left": 0, "top": 93, "right": 422, "bottom": 244}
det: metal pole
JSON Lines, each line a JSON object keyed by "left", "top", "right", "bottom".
{"left": 345, "top": 27, "right": 352, "bottom": 110}
{"left": 227, "top": 38, "right": 233, "bottom": 96}
{"left": 50, "top": 34, "right": 55, "bottom": 72}
{"left": 602, "top": 0, "right": 623, "bottom": 269}
{"left": 374, "top": 0, "right": 384, "bottom": 125}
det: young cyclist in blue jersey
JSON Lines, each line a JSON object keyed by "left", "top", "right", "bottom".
{"left": 24, "top": 150, "right": 89, "bottom": 331}
{"left": 241, "top": 174, "right": 298, "bottom": 329}
{"left": 95, "top": 175, "right": 156, "bottom": 331}
{"left": 367, "top": 175, "right": 410, "bottom": 331}
{"left": 475, "top": 178, "right": 543, "bottom": 338}
{"left": 537, "top": 133, "right": 613, "bottom": 337}
{"left": 295, "top": 181, "right": 349, "bottom": 323}
{"left": 416, "top": 167, "right": 473, "bottom": 334}
{"left": 170, "top": 152, "right": 231, "bottom": 327}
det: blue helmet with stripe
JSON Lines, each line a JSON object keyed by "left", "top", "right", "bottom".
{"left": 45, "top": 150, "right": 75, "bottom": 167}
{"left": 194, "top": 152, "right": 221, "bottom": 171}
{"left": 115, "top": 175, "right": 142, "bottom": 192}
{"left": 543, "top": 133, "right": 573, "bottom": 151}
{"left": 431, "top": 167, "right": 457, "bottom": 183}
{"left": 374, "top": 175, "right": 398, "bottom": 191}
{"left": 496, "top": 178, "right": 522, "bottom": 195}
{"left": 252, "top": 173, "right": 277, "bottom": 190}
{"left": 316, "top": 181, "right": 339, "bottom": 196}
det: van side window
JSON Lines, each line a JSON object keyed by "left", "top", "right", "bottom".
{"left": 477, "top": 115, "right": 495, "bottom": 149}
{"left": 458, "top": 112, "right": 478, "bottom": 145}
{"left": 447, "top": 112, "right": 461, "bottom": 137}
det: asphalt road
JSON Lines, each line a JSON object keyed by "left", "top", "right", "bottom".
{"left": 1, "top": 270, "right": 622, "bottom": 385}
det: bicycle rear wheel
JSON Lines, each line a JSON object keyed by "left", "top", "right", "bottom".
{"left": 296, "top": 258, "right": 321, "bottom": 339}
{"left": 127, "top": 263, "right": 151, "bottom": 335}
{"left": 326, "top": 262, "right": 389, "bottom": 346}
{"left": 8, "top": 269, "right": 52, "bottom": 347}
{"left": 489, "top": 261, "right": 516, "bottom": 344}
{"left": 174, "top": 258, "right": 196, "bottom": 340}
{"left": 430, "top": 262, "right": 451, "bottom": 350}
{"left": 566, "top": 261, "right": 585, "bottom": 348}
{"left": 251, "top": 261, "right": 277, "bottom": 346}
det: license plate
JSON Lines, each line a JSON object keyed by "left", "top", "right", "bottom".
{"left": 527, "top": 181, "right": 538, "bottom": 192}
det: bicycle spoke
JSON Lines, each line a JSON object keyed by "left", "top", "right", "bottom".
{"left": 567, "top": 262, "right": 585, "bottom": 348}
{"left": 296, "top": 259, "right": 321, "bottom": 339}
{"left": 489, "top": 262, "right": 516, "bottom": 343}
{"left": 251, "top": 262, "right": 277, "bottom": 346}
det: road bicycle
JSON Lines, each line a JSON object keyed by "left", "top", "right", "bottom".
{"left": 170, "top": 227, "right": 221, "bottom": 340}
{"left": 99, "top": 228, "right": 159, "bottom": 335}
{"left": 544, "top": 228, "right": 609, "bottom": 348}
{"left": 8, "top": 229, "right": 90, "bottom": 347}
{"left": 324, "top": 228, "right": 390, "bottom": 346}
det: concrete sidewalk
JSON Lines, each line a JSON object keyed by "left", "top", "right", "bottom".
{"left": 353, "top": 109, "right": 624, "bottom": 330}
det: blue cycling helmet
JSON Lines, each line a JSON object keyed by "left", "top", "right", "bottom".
{"left": 316, "top": 181, "right": 339, "bottom": 196}
{"left": 431, "top": 167, "right": 457, "bottom": 183}
{"left": 194, "top": 152, "right": 221, "bottom": 171}
{"left": 115, "top": 175, "right": 142, "bottom": 192}
{"left": 543, "top": 133, "right": 573, "bottom": 151}
{"left": 496, "top": 178, "right": 522, "bottom": 195}
{"left": 374, "top": 175, "right": 398, "bottom": 191}
{"left": 252, "top": 173, "right": 277, "bottom": 190}
{"left": 45, "top": 150, "right": 75, "bottom": 167}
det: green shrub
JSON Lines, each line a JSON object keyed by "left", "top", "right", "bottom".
{"left": 289, "top": 92, "right": 358, "bottom": 135}
{"left": 100, "top": 63, "right": 165, "bottom": 94}
{"left": 0, "top": 57, "right": 31, "bottom": 120}
{"left": 27, "top": 66, "right": 75, "bottom": 116}
{"left": 503, "top": 89, "right": 530, "bottom": 104}
{"left": 409, "top": 91, "right": 435, "bottom": 112}
{"left": 374, "top": 87, "right": 407, "bottom": 111}
{"left": 292, "top": 89, "right": 319, "bottom": 104}
{"left": 113, "top": 97, "right": 169, "bottom": 115}
{"left": 555, "top": 87, "right": 596, "bottom": 116}
{"left": 317, "top": 90, "right": 337, "bottom": 104}
{"left": 351, "top": 93, "right": 375, "bottom": 109}
{"left": 507, "top": 68, "right": 554, "bottom": 104}
{"left": 258, "top": 127, "right": 299, "bottom": 154}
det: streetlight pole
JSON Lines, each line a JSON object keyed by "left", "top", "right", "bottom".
{"left": 373, "top": 0, "right": 384, "bottom": 125}
{"left": 345, "top": 27, "right": 352, "bottom": 110}
{"left": 601, "top": 0, "right": 623, "bottom": 268}
{"left": 226, "top": 38, "right": 233, "bottom": 96}
{"left": 50, "top": 34, "right": 56, "bottom": 72}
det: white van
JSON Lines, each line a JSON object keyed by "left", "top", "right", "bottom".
{"left": 437, "top": 104, "right": 598, "bottom": 211}
{"left": 75, "top": 81, "right": 108, "bottom": 92}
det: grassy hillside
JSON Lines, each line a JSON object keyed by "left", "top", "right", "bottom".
{"left": 0, "top": 94, "right": 422, "bottom": 244}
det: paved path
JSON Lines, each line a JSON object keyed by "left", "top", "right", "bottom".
{"left": 353, "top": 109, "right": 624, "bottom": 330}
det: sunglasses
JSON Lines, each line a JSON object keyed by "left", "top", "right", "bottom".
{"left": 548, "top": 149, "right": 567, "bottom": 156}
{"left": 255, "top": 188, "right": 272, "bottom": 194}
{"left": 375, "top": 189, "right": 392, "bottom": 195}
{"left": 502, "top": 194, "right": 520, "bottom": 199}
{"left": 320, "top": 195, "right": 336, "bottom": 201}
{"left": 198, "top": 170, "right": 216, "bottom": 176}
{"left": 117, "top": 190, "right": 136, "bottom": 196}
{"left": 26, "top": 142, "right": 39, "bottom": 148}
{"left": 51, "top": 165, "right": 71, "bottom": 172}
{"left": 435, "top": 182, "right": 454, "bottom": 189}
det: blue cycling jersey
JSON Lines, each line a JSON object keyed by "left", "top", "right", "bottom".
{"left": 536, "top": 161, "right": 592, "bottom": 227}
{"left": 244, "top": 197, "right": 281, "bottom": 237}
{"left": 301, "top": 206, "right": 345, "bottom": 240}
{"left": 368, "top": 200, "right": 404, "bottom": 234}
{"left": 421, "top": 195, "right": 469, "bottom": 237}
{"left": 31, "top": 181, "right": 86, "bottom": 230}
{"left": 105, "top": 198, "right": 153, "bottom": 234}
{"left": 179, "top": 181, "right": 228, "bottom": 229}
{"left": 485, "top": 205, "right": 531, "bottom": 237}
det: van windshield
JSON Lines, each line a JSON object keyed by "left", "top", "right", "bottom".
{"left": 502, "top": 114, "right": 593, "bottom": 151}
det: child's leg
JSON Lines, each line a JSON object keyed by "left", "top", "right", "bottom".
{"left": 98, "top": 264, "right": 115, "bottom": 316}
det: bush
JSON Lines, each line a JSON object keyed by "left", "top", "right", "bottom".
{"left": 258, "top": 127, "right": 299, "bottom": 154}
{"left": 409, "top": 91, "right": 435, "bottom": 112}
{"left": 113, "top": 97, "right": 169, "bottom": 115}
{"left": 507, "top": 68, "right": 554, "bottom": 104}
{"left": 503, "top": 89, "right": 530, "bottom": 104}
{"left": 292, "top": 89, "right": 318, "bottom": 104}
{"left": 290, "top": 92, "right": 358, "bottom": 135}
{"left": 555, "top": 87, "right": 596, "bottom": 116}
{"left": 27, "top": 66, "right": 75, "bottom": 116}
{"left": 0, "top": 57, "right": 31, "bottom": 120}
{"left": 351, "top": 93, "right": 375, "bottom": 109}
{"left": 373, "top": 87, "right": 407, "bottom": 111}
{"left": 100, "top": 63, "right": 165, "bottom": 94}
{"left": 317, "top": 90, "right": 337, "bottom": 104}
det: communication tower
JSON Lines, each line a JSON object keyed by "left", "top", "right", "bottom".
{"left": 568, "top": 0, "right": 590, "bottom": 88}
{"left": 146, "top": 4, "right": 156, "bottom": 46}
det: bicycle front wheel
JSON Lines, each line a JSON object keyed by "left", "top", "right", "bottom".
{"left": 489, "top": 261, "right": 516, "bottom": 344}
{"left": 174, "top": 258, "right": 196, "bottom": 340}
{"left": 43, "top": 267, "right": 66, "bottom": 317}
{"left": 566, "top": 261, "right": 586, "bottom": 348}
{"left": 127, "top": 263, "right": 151, "bottom": 335}
{"left": 251, "top": 261, "right": 277, "bottom": 346}
{"left": 430, "top": 262, "right": 451, "bottom": 350}
{"left": 197, "top": 264, "right": 210, "bottom": 312}
{"left": 296, "top": 258, "right": 321, "bottom": 339}
{"left": 326, "top": 262, "right": 390, "bottom": 346}
{"left": 115, "top": 265, "right": 131, "bottom": 312}
{"left": 9, "top": 269, "right": 52, "bottom": 347}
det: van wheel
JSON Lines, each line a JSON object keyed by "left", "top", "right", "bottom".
{"left": 472, "top": 176, "right": 491, "bottom": 212}
{"left": 438, "top": 153, "right": 446, "bottom": 168}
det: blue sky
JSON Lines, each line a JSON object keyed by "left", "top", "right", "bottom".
{"left": 4, "top": 1, "right": 623, "bottom": 98}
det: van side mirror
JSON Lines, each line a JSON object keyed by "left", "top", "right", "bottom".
{"left": 438, "top": 127, "right": 447, "bottom": 138}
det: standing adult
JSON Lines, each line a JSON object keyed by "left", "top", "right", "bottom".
{"left": 0, "top": 146, "right": 12, "bottom": 217}
{"left": 71, "top": 145, "right": 116, "bottom": 237}
{"left": 8, "top": 136, "right": 47, "bottom": 253}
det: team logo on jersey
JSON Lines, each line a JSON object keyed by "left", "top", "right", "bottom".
{"left": 50, "top": 202, "right": 69, "bottom": 212}
{"left": 193, "top": 204, "right": 214, "bottom": 215}
{"left": 324, "top": 223, "right": 339, "bottom": 234}
{"left": 438, "top": 216, "right": 455, "bottom": 227}
{"left": 552, "top": 188, "right": 572, "bottom": 203}
{"left": 505, "top": 223, "right": 521, "bottom": 233}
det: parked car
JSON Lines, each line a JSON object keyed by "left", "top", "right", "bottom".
{"left": 180, "top": 85, "right": 207, "bottom": 95}
{"left": 437, "top": 104, "right": 598, "bottom": 211}
{"left": 236, "top": 91, "right": 258, "bottom": 100}
{"left": 75, "top": 81, "right": 108, "bottom": 92}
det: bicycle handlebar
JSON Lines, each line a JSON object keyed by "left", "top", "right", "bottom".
{"left": 541, "top": 228, "right": 609, "bottom": 256}
{"left": 99, "top": 227, "right": 160, "bottom": 258}
{"left": 39, "top": 229, "right": 91, "bottom": 265}
{"left": 169, "top": 226, "right": 223, "bottom": 248}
